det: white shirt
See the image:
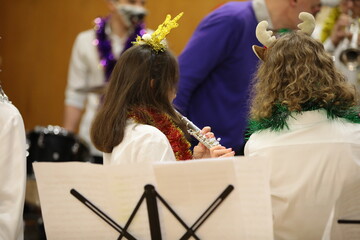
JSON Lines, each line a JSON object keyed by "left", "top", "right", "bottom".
{"left": 104, "top": 120, "right": 176, "bottom": 165}
{"left": 252, "top": 0, "right": 273, "bottom": 28}
{"left": 65, "top": 26, "right": 125, "bottom": 156}
{"left": 0, "top": 98, "right": 26, "bottom": 240}
{"left": 245, "top": 110, "right": 360, "bottom": 240}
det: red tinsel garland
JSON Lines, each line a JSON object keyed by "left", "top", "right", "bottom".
{"left": 128, "top": 107, "right": 193, "bottom": 161}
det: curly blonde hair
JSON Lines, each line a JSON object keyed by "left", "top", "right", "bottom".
{"left": 250, "top": 31, "right": 358, "bottom": 121}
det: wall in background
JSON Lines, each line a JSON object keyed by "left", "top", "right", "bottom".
{"left": 0, "top": 0, "right": 229, "bottom": 131}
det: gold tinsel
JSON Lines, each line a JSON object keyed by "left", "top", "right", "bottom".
{"left": 133, "top": 12, "right": 184, "bottom": 52}
{"left": 320, "top": 7, "right": 341, "bottom": 43}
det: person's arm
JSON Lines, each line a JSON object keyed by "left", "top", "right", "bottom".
{"left": 140, "top": 126, "right": 235, "bottom": 160}
{"left": 329, "top": 13, "right": 351, "bottom": 48}
{"left": 63, "top": 33, "right": 89, "bottom": 132}
{"left": 173, "top": 8, "right": 240, "bottom": 115}
{"left": 0, "top": 104, "right": 26, "bottom": 240}
{"left": 63, "top": 105, "right": 83, "bottom": 133}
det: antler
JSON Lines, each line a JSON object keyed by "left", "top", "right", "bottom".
{"left": 297, "top": 12, "right": 315, "bottom": 35}
{"left": 255, "top": 21, "right": 276, "bottom": 47}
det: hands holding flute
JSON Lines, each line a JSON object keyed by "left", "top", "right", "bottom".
{"left": 192, "top": 126, "right": 235, "bottom": 159}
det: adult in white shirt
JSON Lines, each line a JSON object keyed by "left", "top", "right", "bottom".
{"left": 0, "top": 86, "right": 26, "bottom": 240}
{"left": 247, "top": 14, "right": 360, "bottom": 240}
{"left": 63, "top": 0, "right": 148, "bottom": 162}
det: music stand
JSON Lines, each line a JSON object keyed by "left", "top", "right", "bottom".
{"left": 71, "top": 184, "right": 234, "bottom": 240}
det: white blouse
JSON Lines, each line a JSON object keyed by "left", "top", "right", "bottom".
{"left": 104, "top": 120, "right": 176, "bottom": 165}
{"left": 0, "top": 100, "right": 26, "bottom": 240}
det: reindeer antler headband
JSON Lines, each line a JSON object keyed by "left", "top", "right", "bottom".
{"left": 252, "top": 12, "right": 316, "bottom": 60}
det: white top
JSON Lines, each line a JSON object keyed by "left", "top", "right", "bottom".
{"left": 65, "top": 27, "right": 125, "bottom": 156}
{"left": 0, "top": 99, "right": 26, "bottom": 240}
{"left": 104, "top": 120, "right": 176, "bottom": 164}
{"left": 245, "top": 110, "right": 360, "bottom": 240}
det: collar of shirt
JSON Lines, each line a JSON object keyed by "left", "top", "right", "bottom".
{"left": 252, "top": 0, "right": 274, "bottom": 29}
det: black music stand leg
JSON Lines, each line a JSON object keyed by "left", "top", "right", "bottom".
{"left": 155, "top": 192, "right": 200, "bottom": 240}
{"left": 70, "top": 189, "right": 137, "bottom": 240}
{"left": 338, "top": 219, "right": 360, "bottom": 224}
{"left": 145, "top": 184, "right": 162, "bottom": 240}
{"left": 118, "top": 194, "right": 146, "bottom": 240}
{"left": 179, "top": 185, "right": 234, "bottom": 240}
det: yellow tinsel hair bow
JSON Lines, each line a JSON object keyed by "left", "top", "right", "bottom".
{"left": 133, "top": 12, "right": 184, "bottom": 52}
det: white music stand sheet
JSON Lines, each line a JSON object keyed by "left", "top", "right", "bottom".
{"left": 322, "top": 180, "right": 360, "bottom": 240}
{"left": 153, "top": 157, "right": 273, "bottom": 240}
{"left": 33, "top": 157, "right": 273, "bottom": 240}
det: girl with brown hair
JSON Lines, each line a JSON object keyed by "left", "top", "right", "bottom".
{"left": 90, "top": 14, "right": 234, "bottom": 164}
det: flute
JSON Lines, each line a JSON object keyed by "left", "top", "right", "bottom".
{"left": 175, "top": 110, "right": 221, "bottom": 149}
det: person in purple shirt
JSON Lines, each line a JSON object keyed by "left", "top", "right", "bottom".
{"left": 173, "top": 0, "right": 321, "bottom": 155}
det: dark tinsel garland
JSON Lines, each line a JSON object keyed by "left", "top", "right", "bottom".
{"left": 93, "top": 17, "right": 146, "bottom": 82}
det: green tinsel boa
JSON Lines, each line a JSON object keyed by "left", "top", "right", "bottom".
{"left": 247, "top": 104, "right": 360, "bottom": 136}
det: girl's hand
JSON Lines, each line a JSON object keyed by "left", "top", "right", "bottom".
{"left": 193, "top": 126, "right": 235, "bottom": 159}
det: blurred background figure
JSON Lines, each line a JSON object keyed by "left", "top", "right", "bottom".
{"left": 315, "top": 0, "right": 360, "bottom": 93}
{"left": 63, "top": 0, "right": 148, "bottom": 164}
{"left": 0, "top": 57, "right": 27, "bottom": 240}
{"left": 173, "top": 0, "right": 322, "bottom": 156}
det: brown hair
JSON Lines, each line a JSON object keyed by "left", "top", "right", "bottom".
{"left": 91, "top": 44, "right": 185, "bottom": 153}
{"left": 250, "top": 31, "right": 358, "bottom": 120}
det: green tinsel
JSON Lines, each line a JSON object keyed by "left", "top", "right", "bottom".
{"left": 247, "top": 103, "right": 360, "bottom": 137}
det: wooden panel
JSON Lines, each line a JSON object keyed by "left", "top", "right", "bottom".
{"left": 146, "top": 0, "right": 228, "bottom": 55}
{"left": 0, "top": 0, "right": 108, "bottom": 130}
{"left": 0, "top": 0, "right": 231, "bottom": 131}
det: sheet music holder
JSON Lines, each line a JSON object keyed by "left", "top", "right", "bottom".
{"left": 71, "top": 184, "right": 234, "bottom": 240}
{"left": 33, "top": 159, "right": 273, "bottom": 239}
